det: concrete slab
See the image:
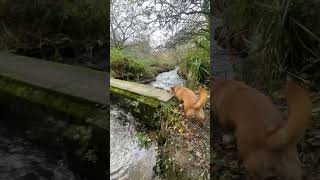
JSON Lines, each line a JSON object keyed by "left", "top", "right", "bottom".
{"left": 0, "top": 52, "right": 108, "bottom": 104}
{"left": 110, "top": 78, "right": 173, "bottom": 102}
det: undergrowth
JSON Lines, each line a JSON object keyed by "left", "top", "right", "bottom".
{"left": 110, "top": 48, "right": 154, "bottom": 81}
{"left": 221, "top": 0, "right": 320, "bottom": 89}
{"left": 153, "top": 102, "right": 188, "bottom": 178}
{"left": 179, "top": 37, "right": 210, "bottom": 88}
{"left": 0, "top": 0, "right": 107, "bottom": 44}
{"left": 155, "top": 102, "right": 184, "bottom": 134}
{"left": 135, "top": 131, "right": 152, "bottom": 149}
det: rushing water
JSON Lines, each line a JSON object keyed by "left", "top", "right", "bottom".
{"left": 150, "top": 67, "right": 185, "bottom": 90}
{"left": 110, "top": 67, "right": 185, "bottom": 179}
{"left": 110, "top": 105, "right": 158, "bottom": 180}
{"left": 0, "top": 132, "right": 78, "bottom": 180}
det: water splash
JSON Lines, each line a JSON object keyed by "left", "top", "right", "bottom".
{"left": 150, "top": 67, "right": 185, "bottom": 90}
{"left": 110, "top": 105, "right": 158, "bottom": 180}
{"left": 0, "top": 136, "right": 77, "bottom": 180}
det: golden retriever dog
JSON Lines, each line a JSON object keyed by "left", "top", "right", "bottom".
{"left": 212, "top": 78, "right": 312, "bottom": 180}
{"left": 170, "top": 85, "right": 208, "bottom": 122}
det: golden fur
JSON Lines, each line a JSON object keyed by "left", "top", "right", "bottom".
{"left": 171, "top": 86, "right": 208, "bottom": 122}
{"left": 212, "top": 78, "right": 312, "bottom": 180}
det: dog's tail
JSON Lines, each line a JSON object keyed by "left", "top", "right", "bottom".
{"left": 267, "top": 78, "right": 312, "bottom": 149}
{"left": 193, "top": 86, "right": 208, "bottom": 109}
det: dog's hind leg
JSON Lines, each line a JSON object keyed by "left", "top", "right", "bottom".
{"left": 196, "top": 109, "right": 205, "bottom": 123}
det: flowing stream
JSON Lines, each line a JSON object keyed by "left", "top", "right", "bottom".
{"left": 110, "top": 67, "right": 185, "bottom": 179}
{"left": 0, "top": 127, "right": 78, "bottom": 180}
{"left": 110, "top": 105, "right": 158, "bottom": 180}
{"left": 150, "top": 67, "right": 185, "bottom": 90}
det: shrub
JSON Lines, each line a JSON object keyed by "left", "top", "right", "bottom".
{"left": 223, "top": 0, "right": 320, "bottom": 88}
{"left": 110, "top": 48, "right": 152, "bottom": 81}
{"left": 179, "top": 38, "right": 210, "bottom": 88}
{"left": 0, "top": 0, "right": 107, "bottom": 48}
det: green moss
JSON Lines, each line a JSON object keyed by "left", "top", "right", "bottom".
{"left": 111, "top": 86, "right": 165, "bottom": 128}
{"left": 110, "top": 86, "right": 161, "bottom": 108}
{"left": 0, "top": 74, "right": 107, "bottom": 129}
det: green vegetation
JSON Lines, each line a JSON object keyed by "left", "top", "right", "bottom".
{"left": 155, "top": 102, "right": 184, "bottom": 133}
{"left": 219, "top": 0, "right": 320, "bottom": 89}
{"left": 154, "top": 96, "right": 210, "bottom": 179}
{"left": 153, "top": 102, "right": 186, "bottom": 178}
{"left": 110, "top": 40, "right": 210, "bottom": 86}
{"left": 110, "top": 48, "right": 154, "bottom": 81}
{"left": 0, "top": 74, "right": 107, "bottom": 128}
{"left": 111, "top": 0, "right": 209, "bottom": 84}
{"left": 212, "top": 1, "right": 320, "bottom": 179}
{"left": 135, "top": 131, "right": 152, "bottom": 149}
{"left": 0, "top": 0, "right": 107, "bottom": 45}
{"left": 110, "top": 48, "right": 176, "bottom": 82}
{"left": 178, "top": 37, "right": 210, "bottom": 88}
{"left": 0, "top": 0, "right": 108, "bottom": 67}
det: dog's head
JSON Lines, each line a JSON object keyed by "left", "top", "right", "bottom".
{"left": 167, "top": 86, "right": 176, "bottom": 94}
{"left": 168, "top": 86, "right": 182, "bottom": 95}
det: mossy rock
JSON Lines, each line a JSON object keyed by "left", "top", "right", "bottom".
{"left": 0, "top": 74, "right": 108, "bottom": 129}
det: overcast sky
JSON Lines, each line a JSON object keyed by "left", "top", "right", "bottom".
{"left": 111, "top": 0, "right": 205, "bottom": 48}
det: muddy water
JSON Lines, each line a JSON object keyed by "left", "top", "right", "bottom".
{"left": 110, "top": 105, "right": 158, "bottom": 180}
{"left": 150, "top": 67, "right": 185, "bottom": 90}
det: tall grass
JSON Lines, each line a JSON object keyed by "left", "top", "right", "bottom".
{"left": 179, "top": 37, "right": 210, "bottom": 88}
{"left": 223, "top": 0, "right": 320, "bottom": 87}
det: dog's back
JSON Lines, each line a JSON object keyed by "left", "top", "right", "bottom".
{"left": 212, "top": 79, "right": 311, "bottom": 179}
{"left": 213, "top": 80, "right": 282, "bottom": 141}
{"left": 173, "top": 86, "right": 198, "bottom": 106}
{"left": 172, "top": 86, "right": 208, "bottom": 121}
{"left": 173, "top": 86, "right": 198, "bottom": 116}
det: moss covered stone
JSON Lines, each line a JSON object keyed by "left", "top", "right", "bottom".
{"left": 0, "top": 74, "right": 108, "bottom": 129}
{"left": 111, "top": 86, "right": 161, "bottom": 108}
